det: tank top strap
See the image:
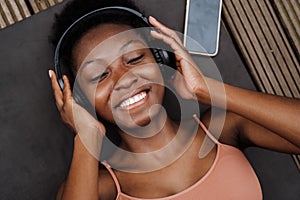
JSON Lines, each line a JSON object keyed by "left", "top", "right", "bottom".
{"left": 101, "top": 161, "right": 122, "bottom": 193}
{"left": 193, "top": 114, "right": 220, "bottom": 144}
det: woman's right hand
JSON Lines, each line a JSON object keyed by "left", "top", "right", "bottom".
{"left": 149, "top": 17, "right": 211, "bottom": 104}
{"left": 49, "top": 70, "right": 106, "bottom": 136}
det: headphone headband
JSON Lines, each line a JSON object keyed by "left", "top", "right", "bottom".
{"left": 54, "top": 6, "right": 151, "bottom": 89}
{"left": 54, "top": 6, "right": 176, "bottom": 101}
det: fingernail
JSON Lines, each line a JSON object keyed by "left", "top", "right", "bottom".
{"left": 149, "top": 16, "right": 157, "bottom": 21}
{"left": 150, "top": 30, "right": 159, "bottom": 34}
{"left": 48, "top": 70, "right": 52, "bottom": 78}
{"left": 63, "top": 75, "right": 68, "bottom": 80}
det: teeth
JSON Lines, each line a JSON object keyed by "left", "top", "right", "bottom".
{"left": 120, "top": 91, "right": 147, "bottom": 108}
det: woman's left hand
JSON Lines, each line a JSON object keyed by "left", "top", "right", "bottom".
{"left": 149, "top": 16, "right": 210, "bottom": 103}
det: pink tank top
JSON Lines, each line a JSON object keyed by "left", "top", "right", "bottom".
{"left": 101, "top": 118, "right": 262, "bottom": 200}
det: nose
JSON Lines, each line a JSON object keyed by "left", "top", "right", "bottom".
{"left": 114, "top": 69, "right": 138, "bottom": 91}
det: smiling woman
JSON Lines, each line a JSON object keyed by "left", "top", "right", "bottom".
{"left": 48, "top": 0, "right": 300, "bottom": 199}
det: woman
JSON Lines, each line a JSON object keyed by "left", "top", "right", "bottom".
{"left": 49, "top": 0, "right": 300, "bottom": 199}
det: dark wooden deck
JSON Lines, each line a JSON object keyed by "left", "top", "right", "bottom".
{"left": 223, "top": 0, "right": 300, "bottom": 169}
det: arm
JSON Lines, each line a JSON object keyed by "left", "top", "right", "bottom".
{"left": 49, "top": 70, "right": 106, "bottom": 200}
{"left": 56, "top": 135, "right": 101, "bottom": 200}
{"left": 201, "top": 109, "right": 300, "bottom": 154}
{"left": 205, "top": 78, "right": 300, "bottom": 150}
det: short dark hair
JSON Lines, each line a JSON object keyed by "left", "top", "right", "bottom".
{"left": 50, "top": 0, "right": 144, "bottom": 73}
{"left": 50, "top": 0, "right": 148, "bottom": 155}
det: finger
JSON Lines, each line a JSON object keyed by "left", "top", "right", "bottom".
{"left": 149, "top": 16, "right": 183, "bottom": 47}
{"left": 49, "top": 70, "right": 62, "bottom": 95}
{"left": 49, "top": 70, "right": 63, "bottom": 109}
{"left": 62, "top": 75, "right": 73, "bottom": 102}
{"left": 149, "top": 16, "right": 182, "bottom": 45}
{"left": 151, "top": 31, "right": 202, "bottom": 77}
{"left": 150, "top": 30, "right": 187, "bottom": 60}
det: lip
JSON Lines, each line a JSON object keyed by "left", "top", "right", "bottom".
{"left": 114, "top": 84, "right": 152, "bottom": 109}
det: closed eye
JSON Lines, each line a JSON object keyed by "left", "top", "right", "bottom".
{"left": 90, "top": 71, "right": 109, "bottom": 83}
{"left": 127, "top": 54, "right": 144, "bottom": 65}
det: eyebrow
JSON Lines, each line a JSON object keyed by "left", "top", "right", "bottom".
{"left": 119, "top": 39, "right": 146, "bottom": 52}
{"left": 79, "top": 39, "right": 147, "bottom": 73}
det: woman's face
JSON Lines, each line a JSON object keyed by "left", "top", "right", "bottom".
{"left": 73, "top": 24, "right": 165, "bottom": 128}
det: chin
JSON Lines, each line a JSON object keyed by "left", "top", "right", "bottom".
{"left": 115, "top": 104, "right": 164, "bottom": 130}
{"left": 129, "top": 115, "right": 152, "bottom": 128}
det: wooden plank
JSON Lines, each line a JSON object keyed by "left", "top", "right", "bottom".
{"left": 293, "top": 155, "right": 300, "bottom": 170}
{"left": 273, "top": 0, "right": 300, "bottom": 63}
{"left": 28, "top": 0, "right": 47, "bottom": 13}
{"left": 0, "top": 0, "right": 15, "bottom": 25}
{"left": 281, "top": 0, "right": 300, "bottom": 35}
{"left": 0, "top": 0, "right": 63, "bottom": 29}
{"left": 5, "top": 0, "right": 23, "bottom": 21}
{"left": 223, "top": 0, "right": 300, "bottom": 99}
{"left": 223, "top": 0, "right": 276, "bottom": 94}
{"left": 48, "top": 0, "right": 56, "bottom": 6}
{"left": 242, "top": 0, "right": 287, "bottom": 96}
{"left": 255, "top": 0, "right": 300, "bottom": 97}
{"left": 222, "top": 0, "right": 300, "bottom": 170}
{"left": 0, "top": 8, "right": 7, "bottom": 28}
{"left": 223, "top": 0, "right": 300, "bottom": 97}
{"left": 15, "top": 0, "right": 31, "bottom": 18}
{"left": 28, "top": 0, "right": 39, "bottom": 13}
{"left": 38, "top": 0, "right": 50, "bottom": 10}
{"left": 223, "top": 2, "right": 267, "bottom": 92}
{"left": 0, "top": 0, "right": 31, "bottom": 29}
{"left": 262, "top": 0, "right": 300, "bottom": 97}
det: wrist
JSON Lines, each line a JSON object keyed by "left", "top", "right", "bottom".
{"left": 195, "top": 77, "right": 227, "bottom": 108}
{"left": 74, "top": 128, "right": 104, "bottom": 161}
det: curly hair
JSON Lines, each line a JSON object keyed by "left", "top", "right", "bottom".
{"left": 50, "top": 0, "right": 144, "bottom": 73}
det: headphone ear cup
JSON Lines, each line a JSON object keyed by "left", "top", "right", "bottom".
{"left": 160, "top": 49, "right": 176, "bottom": 68}
{"left": 73, "top": 85, "right": 94, "bottom": 114}
{"left": 73, "top": 88, "right": 86, "bottom": 106}
{"left": 152, "top": 47, "right": 176, "bottom": 79}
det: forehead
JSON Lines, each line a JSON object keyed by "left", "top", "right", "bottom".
{"left": 73, "top": 24, "right": 146, "bottom": 68}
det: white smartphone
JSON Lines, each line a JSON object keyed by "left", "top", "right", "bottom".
{"left": 183, "top": 0, "right": 222, "bottom": 56}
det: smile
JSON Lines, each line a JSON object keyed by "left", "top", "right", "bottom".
{"left": 120, "top": 91, "right": 147, "bottom": 109}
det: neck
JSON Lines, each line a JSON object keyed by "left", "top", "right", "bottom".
{"left": 108, "top": 114, "right": 199, "bottom": 173}
{"left": 118, "top": 110, "right": 179, "bottom": 153}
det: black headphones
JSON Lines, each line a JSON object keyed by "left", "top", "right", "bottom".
{"left": 54, "top": 6, "right": 175, "bottom": 107}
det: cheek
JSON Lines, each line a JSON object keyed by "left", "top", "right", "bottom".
{"left": 151, "top": 84, "right": 165, "bottom": 109}
{"left": 85, "top": 84, "right": 115, "bottom": 122}
{"left": 138, "top": 63, "right": 164, "bottom": 85}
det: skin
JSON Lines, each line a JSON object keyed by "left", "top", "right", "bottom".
{"left": 49, "top": 17, "right": 300, "bottom": 200}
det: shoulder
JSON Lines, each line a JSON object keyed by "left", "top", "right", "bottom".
{"left": 201, "top": 108, "right": 244, "bottom": 148}
{"left": 98, "top": 163, "right": 118, "bottom": 200}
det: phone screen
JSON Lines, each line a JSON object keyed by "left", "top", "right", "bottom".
{"left": 183, "top": 0, "right": 222, "bottom": 56}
